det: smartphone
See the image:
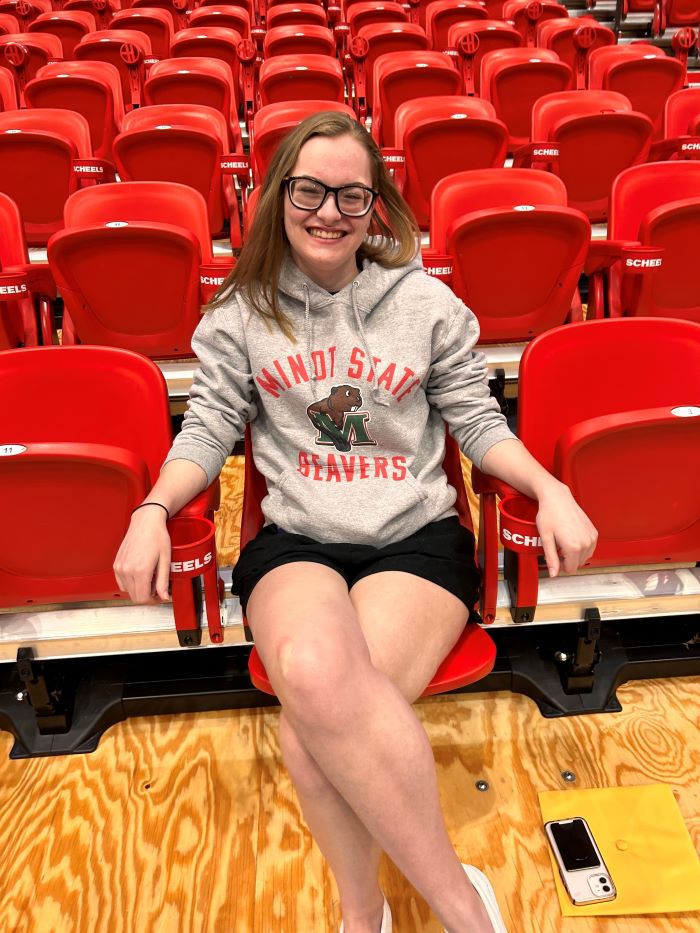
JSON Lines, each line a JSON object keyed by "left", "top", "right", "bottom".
{"left": 544, "top": 817, "right": 617, "bottom": 906}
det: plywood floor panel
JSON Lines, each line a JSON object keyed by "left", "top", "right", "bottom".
{"left": 1, "top": 678, "right": 698, "bottom": 932}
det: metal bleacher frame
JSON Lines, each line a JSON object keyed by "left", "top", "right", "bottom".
{"left": 1, "top": 0, "right": 699, "bottom": 759}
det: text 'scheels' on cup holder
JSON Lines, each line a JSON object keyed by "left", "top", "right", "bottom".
{"left": 498, "top": 496, "right": 544, "bottom": 555}
{"left": 168, "top": 516, "right": 224, "bottom": 646}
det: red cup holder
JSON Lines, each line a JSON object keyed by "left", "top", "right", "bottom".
{"left": 168, "top": 515, "right": 223, "bottom": 646}
{"left": 498, "top": 495, "right": 543, "bottom": 554}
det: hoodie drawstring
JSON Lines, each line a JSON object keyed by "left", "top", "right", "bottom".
{"left": 302, "top": 283, "right": 316, "bottom": 383}
{"left": 352, "top": 281, "right": 389, "bottom": 407}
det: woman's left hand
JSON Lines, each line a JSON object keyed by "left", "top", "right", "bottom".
{"left": 535, "top": 481, "right": 598, "bottom": 578}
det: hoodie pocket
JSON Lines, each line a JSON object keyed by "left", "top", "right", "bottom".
{"left": 268, "top": 458, "right": 430, "bottom": 545}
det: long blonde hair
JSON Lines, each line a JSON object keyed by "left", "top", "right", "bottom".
{"left": 208, "top": 111, "right": 420, "bottom": 340}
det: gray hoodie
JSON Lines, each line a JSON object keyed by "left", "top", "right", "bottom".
{"left": 164, "top": 253, "right": 516, "bottom": 545}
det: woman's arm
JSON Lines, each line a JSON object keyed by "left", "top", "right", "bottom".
{"left": 114, "top": 459, "right": 209, "bottom": 604}
{"left": 480, "top": 438, "right": 598, "bottom": 578}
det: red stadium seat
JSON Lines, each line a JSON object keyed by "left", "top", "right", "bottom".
{"left": 423, "top": 168, "right": 589, "bottom": 342}
{"left": 424, "top": 0, "right": 488, "bottom": 51}
{"left": 25, "top": 60, "right": 126, "bottom": 161}
{"left": 473, "top": 317, "right": 700, "bottom": 623}
{"left": 199, "top": 0, "right": 254, "bottom": 17}
{"left": 0, "top": 62, "right": 17, "bottom": 108}
{"left": 348, "top": 21, "right": 429, "bottom": 119}
{"left": 258, "top": 52, "right": 344, "bottom": 106}
{"left": 245, "top": 427, "right": 497, "bottom": 697}
{"left": 113, "top": 102, "right": 244, "bottom": 246}
{"left": 109, "top": 6, "right": 175, "bottom": 59}
{"left": 536, "top": 18, "right": 615, "bottom": 90}
{"left": 250, "top": 99, "right": 356, "bottom": 183}
{"left": 596, "top": 161, "right": 700, "bottom": 321}
{"left": 64, "top": 0, "right": 119, "bottom": 31}
{"left": 74, "top": 28, "right": 152, "bottom": 109}
{"left": 170, "top": 25, "right": 244, "bottom": 95}
{"left": 263, "top": 23, "right": 335, "bottom": 56}
{"left": 480, "top": 47, "right": 573, "bottom": 151}
{"left": 188, "top": 4, "right": 251, "bottom": 38}
{"left": 144, "top": 56, "right": 243, "bottom": 152}
{"left": 515, "top": 89, "right": 653, "bottom": 222}
{"left": 0, "top": 32, "right": 63, "bottom": 102}
{"left": 0, "top": 343, "right": 220, "bottom": 620}
{"left": 370, "top": 49, "right": 462, "bottom": 147}
{"left": 265, "top": 3, "right": 328, "bottom": 29}
{"left": 347, "top": 1, "right": 407, "bottom": 35}
{"left": 501, "top": 0, "right": 568, "bottom": 47}
{"left": 0, "top": 107, "right": 106, "bottom": 246}
{"left": 648, "top": 86, "right": 700, "bottom": 159}
{"left": 0, "top": 192, "right": 53, "bottom": 349}
{"left": 654, "top": 0, "right": 700, "bottom": 34}
{"left": 448, "top": 19, "right": 522, "bottom": 95}
{"left": 587, "top": 44, "right": 685, "bottom": 141}
{"left": 0, "top": 13, "right": 20, "bottom": 36}
{"left": 28, "top": 10, "right": 96, "bottom": 58}
{"left": 387, "top": 96, "right": 507, "bottom": 228}
{"left": 0, "top": 0, "right": 50, "bottom": 30}
{"left": 48, "top": 180, "right": 234, "bottom": 355}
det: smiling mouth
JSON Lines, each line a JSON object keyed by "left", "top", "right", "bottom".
{"left": 307, "top": 228, "right": 345, "bottom": 240}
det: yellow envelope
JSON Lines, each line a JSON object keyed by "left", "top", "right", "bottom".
{"left": 538, "top": 784, "right": 700, "bottom": 916}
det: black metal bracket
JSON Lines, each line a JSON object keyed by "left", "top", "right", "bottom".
{"left": 559, "top": 608, "right": 603, "bottom": 694}
{"left": 488, "top": 367, "right": 509, "bottom": 417}
{"left": 16, "top": 647, "right": 71, "bottom": 734}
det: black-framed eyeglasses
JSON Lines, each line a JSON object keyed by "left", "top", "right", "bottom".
{"left": 283, "top": 175, "right": 378, "bottom": 218}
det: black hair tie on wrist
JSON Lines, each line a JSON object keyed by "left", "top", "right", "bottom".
{"left": 132, "top": 502, "right": 170, "bottom": 521}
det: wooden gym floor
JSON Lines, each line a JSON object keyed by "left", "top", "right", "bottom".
{"left": 0, "top": 458, "right": 698, "bottom": 933}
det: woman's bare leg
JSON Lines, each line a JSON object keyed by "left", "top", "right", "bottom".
{"left": 247, "top": 562, "right": 497, "bottom": 933}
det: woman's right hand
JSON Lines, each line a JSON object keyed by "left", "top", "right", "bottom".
{"left": 113, "top": 507, "right": 172, "bottom": 604}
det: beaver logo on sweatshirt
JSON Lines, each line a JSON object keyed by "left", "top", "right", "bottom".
{"left": 307, "top": 385, "right": 377, "bottom": 453}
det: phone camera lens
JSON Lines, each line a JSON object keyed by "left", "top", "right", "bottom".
{"left": 603, "top": 885, "right": 611, "bottom": 892}
{"left": 599, "top": 877, "right": 607, "bottom": 883}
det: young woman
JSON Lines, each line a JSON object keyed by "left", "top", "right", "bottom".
{"left": 115, "top": 112, "right": 597, "bottom": 933}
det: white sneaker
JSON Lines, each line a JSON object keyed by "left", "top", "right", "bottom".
{"left": 459, "top": 864, "right": 509, "bottom": 933}
{"left": 339, "top": 896, "right": 392, "bottom": 933}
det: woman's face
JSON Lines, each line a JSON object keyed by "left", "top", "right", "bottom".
{"left": 283, "top": 134, "right": 375, "bottom": 293}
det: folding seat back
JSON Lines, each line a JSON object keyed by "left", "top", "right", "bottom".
{"left": 64, "top": 0, "right": 119, "bottom": 31}
{"left": 113, "top": 103, "right": 236, "bottom": 240}
{"left": 266, "top": 3, "right": 328, "bottom": 29}
{"left": 448, "top": 20, "right": 522, "bottom": 95}
{"left": 170, "top": 26, "right": 243, "bottom": 90}
{"left": 188, "top": 5, "right": 251, "bottom": 38}
{"left": 0, "top": 13, "right": 20, "bottom": 35}
{"left": 199, "top": 0, "right": 254, "bottom": 16}
{"left": 424, "top": 0, "right": 488, "bottom": 51}
{"left": 263, "top": 23, "right": 335, "bottom": 56}
{"left": 25, "top": 60, "right": 125, "bottom": 161}
{"left": 0, "top": 0, "right": 50, "bottom": 29}
{"left": 109, "top": 7, "right": 175, "bottom": 59}
{"left": 536, "top": 17, "right": 615, "bottom": 89}
{"left": 526, "top": 89, "right": 653, "bottom": 222}
{"left": 0, "top": 192, "right": 39, "bottom": 348}
{"left": 587, "top": 44, "right": 684, "bottom": 140}
{"left": 0, "top": 107, "right": 94, "bottom": 245}
{"left": 392, "top": 95, "right": 507, "bottom": 227}
{"left": 608, "top": 162, "right": 700, "bottom": 321}
{"left": 47, "top": 180, "right": 222, "bottom": 359}
{"left": 144, "top": 56, "right": 241, "bottom": 151}
{"left": 0, "top": 61, "right": 17, "bottom": 108}
{"left": 0, "top": 32, "right": 63, "bottom": 101}
{"left": 428, "top": 168, "right": 589, "bottom": 342}
{"left": 250, "top": 99, "right": 356, "bottom": 182}
{"left": 74, "top": 28, "right": 152, "bottom": 109}
{"left": 660, "top": 0, "right": 700, "bottom": 28}
{"left": 258, "top": 52, "right": 344, "bottom": 106}
{"left": 351, "top": 21, "right": 429, "bottom": 114}
{"left": 517, "top": 317, "right": 700, "bottom": 565}
{"left": 347, "top": 1, "right": 407, "bottom": 34}
{"left": 28, "top": 10, "right": 96, "bottom": 57}
{"left": 480, "top": 47, "right": 573, "bottom": 150}
{"left": 501, "top": 0, "right": 568, "bottom": 46}
{"left": 245, "top": 425, "right": 497, "bottom": 697}
{"left": 0, "top": 344, "right": 177, "bottom": 608}
{"left": 665, "top": 86, "right": 700, "bottom": 137}
{"left": 370, "top": 49, "right": 462, "bottom": 147}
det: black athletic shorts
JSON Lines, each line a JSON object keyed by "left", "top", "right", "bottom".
{"left": 231, "top": 517, "right": 481, "bottom": 615}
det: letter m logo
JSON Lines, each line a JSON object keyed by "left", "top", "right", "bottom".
{"left": 313, "top": 411, "right": 377, "bottom": 447}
